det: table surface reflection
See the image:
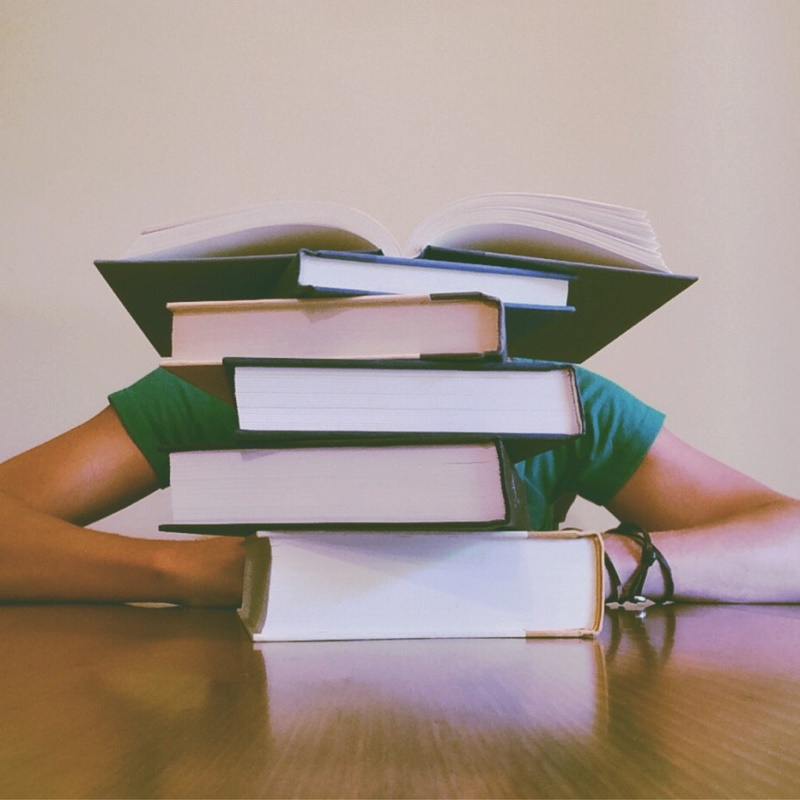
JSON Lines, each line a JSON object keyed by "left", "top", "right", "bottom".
{"left": 1, "top": 602, "right": 800, "bottom": 799}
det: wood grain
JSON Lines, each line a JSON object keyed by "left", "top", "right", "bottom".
{"left": 1, "top": 603, "right": 799, "bottom": 798}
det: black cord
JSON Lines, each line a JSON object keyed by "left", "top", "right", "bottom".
{"left": 604, "top": 522, "right": 674, "bottom": 605}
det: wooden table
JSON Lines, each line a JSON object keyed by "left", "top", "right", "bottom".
{"left": 1, "top": 602, "right": 799, "bottom": 798}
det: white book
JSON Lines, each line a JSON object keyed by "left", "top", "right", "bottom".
{"left": 238, "top": 530, "right": 605, "bottom": 641}
{"left": 164, "top": 440, "right": 528, "bottom": 531}
{"left": 159, "top": 293, "right": 514, "bottom": 403}
{"left": 227, "top": 358, "right": 583, "bottom": 449}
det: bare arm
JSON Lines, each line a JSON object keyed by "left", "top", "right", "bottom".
{"left": 0, "top": 405, "right": 159, "bottom": 524}
{"left": 6, "top": 407, "right": 797, "bottom": 605}
{"left": 604, "top": 427, "right": 800, "bottom": 603}
{"left": 0, "top": 406, "right": 243, "bottom": 605}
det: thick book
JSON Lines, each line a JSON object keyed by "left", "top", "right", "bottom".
{"left": 112, "top": 193, "right": 667, "bottom": 270}
{"left": 224, "top": 357, "right": 584, "bottom": 461}
{"left": 159, "top": 293, "right": 565, "bottom": 403}
{"left": 237, "top": 529, "right": 605, "bottom": 641}
{"left": 160, "top": 439, "right": 528, "bottom": 534}
{"left": 424, "top": 246, "right": 697, "bottom": 363}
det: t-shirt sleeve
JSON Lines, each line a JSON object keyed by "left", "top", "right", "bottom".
{"left": 569, "top": 366, "right": 666, "bottom": 505}
{"left": 515, "top": 365, "right": 665, "bottom": 528}
{"left": 108, "top": 369, "right": 238, "bottom": 488}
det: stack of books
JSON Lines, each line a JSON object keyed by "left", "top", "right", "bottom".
{"left": 97, "top": 194, "right": 696, "bottom": 640}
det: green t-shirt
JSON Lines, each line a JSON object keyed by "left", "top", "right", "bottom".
{"left": 108, "top": 365, "right": 664, "bottom": 529}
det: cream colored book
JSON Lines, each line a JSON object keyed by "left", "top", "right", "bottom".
{"left": 238, "top": 530, "right": 605, "bottom": 641}
{"left": 162, "top": 439, "right": 528, "bottom": 533}
{"left": 161, "top": 293, "right": 508, "bottom": 403}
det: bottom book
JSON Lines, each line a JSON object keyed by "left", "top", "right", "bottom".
{"left": 239, "top": 530, "right": 605, "bottom": 641}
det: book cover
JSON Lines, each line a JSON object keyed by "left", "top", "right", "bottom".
{"left": 423, "top": 246, "right": 697, "bottom": 363}
{"left": 94, "top": 254, "right": 293, "bottom": 356}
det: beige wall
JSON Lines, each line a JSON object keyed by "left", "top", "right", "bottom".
{"left": 2, "top": 0, "right": 799, "bottom": 534}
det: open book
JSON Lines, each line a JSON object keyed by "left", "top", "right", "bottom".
{"left": 118, "top": 193, "right": 668, "bottom": 272}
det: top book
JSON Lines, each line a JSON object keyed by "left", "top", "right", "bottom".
{"left": 118, "top": 193, "right": 669, "bottom": 273}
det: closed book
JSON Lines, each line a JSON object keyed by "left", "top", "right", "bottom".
{"left": 160, "top": 439, "right": 529, "bottom": 534}
{"left": 160, "top": 292, "right": 547, "bottom": 403}
{"left": 277, "top": 248, "right": 573, "bottom": 309}
{"left": 424, "top": 246, "right": 697, "bottom": 363}
{"left": 224, "top": 357, "right": 584, "bottom": 462}
{"left": 238, "top": 530, "right": 605, "bottom": 641}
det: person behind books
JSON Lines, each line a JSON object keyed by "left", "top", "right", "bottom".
{"left": 1, "top": 366, "right": 799, "bottom": 606}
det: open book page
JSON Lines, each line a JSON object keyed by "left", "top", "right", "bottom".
{"left": 406, "top": 194, "right": 667, "bottom": 271}
{"left": 117, "top": 193, "right": 667, "bottom": 271}
{"left": 121, "top": 201, "right": 400, "bottom": 260}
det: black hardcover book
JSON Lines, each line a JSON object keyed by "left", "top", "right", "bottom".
{"left": 223, "top": 356, "right": 584, "bottom": 464}
{"left": 159, "top": 438, "right": 530, "bottom": 536}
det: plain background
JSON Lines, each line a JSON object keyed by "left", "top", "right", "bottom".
{"left": 2, "top": 0, "right": 799, "bottom": 535}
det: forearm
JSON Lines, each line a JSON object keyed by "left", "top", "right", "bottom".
{"left": 0, "top": 405, "right": 243, "bottom": 606}
{"left": 0, "top": 490, "right": 244, "bottom": 606}
{"left": 1, "top": 488, "right": 176, "bottom": 603}
{"left": 604, "top": 498, "right": 800, "bottom": 604}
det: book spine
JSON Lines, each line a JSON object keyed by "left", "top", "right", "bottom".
{"left": 496, "top": 441, "right": 530, "bottom": 529}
